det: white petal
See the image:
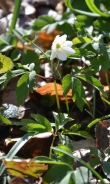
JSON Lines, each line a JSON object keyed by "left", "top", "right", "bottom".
{"left": 57, "top": 51, "right": 67, "bottom": 61}
{"left": 50, "top": 50, "right": 57, "bottom": 60}
{"left": 60, "top": 34, "right": 67, "bottom": 43}
{"left": 65, "top": 41, "right": 73, "bottom": 47}
{"left": 63, "top": 46, "right": 75, "bottom": 54}
{"left": 54, "top": 35, "right": 60, "bottom": 42}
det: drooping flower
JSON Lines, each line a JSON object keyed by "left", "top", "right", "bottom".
{"left": 50, "top": 34, "right": 75, "bottom": 61}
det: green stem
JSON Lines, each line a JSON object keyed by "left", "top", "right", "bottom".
{"left": 51, "top": 60, "right": 60, "bottom": 112}
{"left": 54, "top": 80, "right": 60, "bottom": 113}
{"left": 49, "top": 134, "right": 56, "bottom": 158}
{"left": 93, "top": 87, "right": 96, "bottom": 118}
{"left": 26, "top": 38, "right": 50, "bottom": 62}
{"left": 105, "top": 71, "right": 110, "bottom": 93}
{"left": 9, "top": 0, "right": 22, "bottom": 34}
{"left": 65, "top": 95, "right": 69, "bottom": 115}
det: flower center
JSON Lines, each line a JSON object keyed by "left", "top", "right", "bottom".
{"left": 56, "top": 43, "right": 61, "bottom": 49}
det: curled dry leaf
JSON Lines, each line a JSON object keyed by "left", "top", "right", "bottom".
{"left": 4, "top": 158, "right": 48, "bottom": 178}
{"left": 33, "top": 82, "right": 72, "bottom": 102}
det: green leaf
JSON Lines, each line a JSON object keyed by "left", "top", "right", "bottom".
{"left": 72, "top": 77, "right": 85, "bottom": 111}
{"left": 70, "top": 124, "right": 81, "bottom": 132}
{"left": 74, "top": 166, "right": 92, "bottom": 184}
{"left": 21, "top": 123, "right": 46, "bottom": 133}
{"left": 93, "top": 19, "right": 110, "bottom": 33}
{"left": 77, "top": 74, "right": 107, "bottom": 97}
{"left": 65, "top": 0, "right": 100, "bottom": 17}
{"left": 45, "top": 22, "right": 58, "bottom": 34}
{"left": 52, "top": 147, "right": 106, "bottom": 184}
{"left": 102, "top": 162, "right": 110, "bottom": 179}
{"left": 54, "top": 144, "right": 73, "bottom": 167}
{"left": 62, "top": 74, "right": 71, "bottom": 96}
{"left": 0, "top": 54, "right": 13, "bottom": 73}
{"left": 31, "top": 113, "right": 52, "bottom": 132}
{"left": 21, "top": 50, "right": 40, "bottom": 73}
{"left": 0, "top": 33, "right": 17, "bottom": 46}
{"left": 52, "top": 112, "right": 73, "bottom": 131}
{"left": 63, "top": 129, "right": 93, "bottom": 140}
{"left": 0, "top": 71, "right": 13, "bottom": 90}
{"left": 89, "top": 147, "right": 101, "bottom": 157}
{"left": 14, "top": 119, "right": 37, "bottom": 126}
{"left": 28, "top": 71, "right": 36, "bottom": 92}
{"left": 62, "top": 75, "right": 85, "bottom": 111}
{"left": 43, "top": 164, "right": 74, "bottom": 184}
{"left": 32, "top": 15, "right": 55, "bottom": 31}
{"left": 0, "top": 133, "right": 32, "bottom": 176}
{"left": 90, "top": 158, "right": 101, "bottom": 168}
{"left": 16, "top": 73, "right": 29, "bottom": 106}
{"left": 11, "top": 49, "right": 21, "bottom": 62}
{"left": 72, "top": 37, "right": 92, "bottom": 45}
{"left": 91, "top": 55, "right": 110, "bottom": 72}
{"left": 85, "top": 0, "right": 110, "bottom": 17}
{"left": 0, "top": 114, "right": 12, "bottom": 125}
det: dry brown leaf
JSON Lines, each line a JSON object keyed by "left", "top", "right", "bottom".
{"left": 3, "top": 133, "right": 53, "bottom": 158}
{"left": 38, "top": 30, "right": 61, "bottom": 50}
{"left": 4, "top": 158, "right": 48, "bottom": 178}
{"left": 9, "top": 177, "right": 29, "bottom": 184}
{"left": 34, "top": 82, "right": 72, "bottom": 102}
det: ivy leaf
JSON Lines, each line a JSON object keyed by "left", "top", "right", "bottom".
{"left": 16, "top": 73, "right": 29, "bottom": 106}
{"left": 0, "top": 54, "right": 13, "bottom": 73}
{"left": 28, "top": 70, "right": 36, "bottom": 92}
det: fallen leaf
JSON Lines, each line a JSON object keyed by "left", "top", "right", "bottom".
{"left": 33, "top": 82, "right": 72, "bottom": 102}
{"left": 9, "top": 177, "right": 29, "bottom": 184}
{"left": 4, "top": 158, "right": 48, "bottom": 178}
{"left": 38, "top": 30, "right": 61, "bottom": 50}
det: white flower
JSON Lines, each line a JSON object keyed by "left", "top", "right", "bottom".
{"left": 50, "top": 34, "right": 75, "bottom": 61}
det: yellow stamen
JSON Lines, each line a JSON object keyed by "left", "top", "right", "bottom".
{"left": 56, "top": 43, "right": 61, "bottom": 49}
